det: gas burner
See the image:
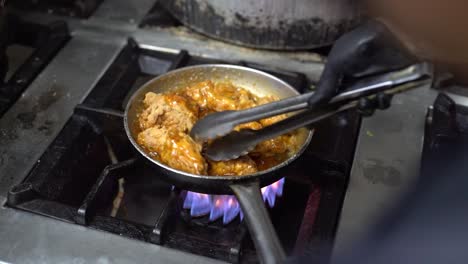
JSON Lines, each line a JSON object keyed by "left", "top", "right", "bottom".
{"left": 7, "top": 39, "right": 361, "bottom": 263}
{"left": 183, "top": 178, "right": 285, "bottom": 225}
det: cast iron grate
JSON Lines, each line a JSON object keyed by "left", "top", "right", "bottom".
{"left": 139, "top": 1, "right": 181, "bottom": 28}
{"left": 11, "top": 0, "right": 104, "bottom": 19}
{"left": 7, "top": 39, "right": 360, "bottom": 263}
{"left": 0, "top": 14, "right": 70, "bottom": 116}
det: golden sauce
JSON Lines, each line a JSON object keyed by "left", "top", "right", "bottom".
{"left": 136, "top": 80, "right": 301, "bottom": 176}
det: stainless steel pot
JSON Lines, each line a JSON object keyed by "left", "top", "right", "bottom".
{"left": 161, "top": 0, "right": 361, "bottom": 50}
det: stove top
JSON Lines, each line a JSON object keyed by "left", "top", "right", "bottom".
{"left": 0, "top": 14, "right": 70, "bottom": 116}
{"left": 6, "top": 39, "right": 361, "bottom": 263}
{"left": 2, "top": 1, "right": 436, "bottom": 263}
{"left": 11, "top": 0, "right": 104, "bottom": 18}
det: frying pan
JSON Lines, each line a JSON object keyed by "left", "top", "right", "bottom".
{"left": 124, "top": 65, "right": 313, "bottom": 264}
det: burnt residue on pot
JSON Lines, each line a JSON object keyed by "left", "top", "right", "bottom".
{"left": 161, "top": 0, "right": 361, "bottom": 50}
{"left": 234, "top": 12, "right": 249, "bottom": 24}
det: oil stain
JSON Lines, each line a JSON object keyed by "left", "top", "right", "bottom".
{"left": 37, "top": 87, "right": 61, "bottom": 111}
{"left": 361, "top": 158, "right": 402, "bottom": 187}
{"left": 37, "top": 120, "right": 54, "bottom": 136}
{"left": 0, "top": 151, "right": 7, "bottom": 167}
{"left": 16, "top": 112, "right": 36, "bottom": 129}
{"left": 0, "top": 128, "right": 19, "bottom": 141}
{"left": 16, "top": 86, "right": 61, "bottom": 130}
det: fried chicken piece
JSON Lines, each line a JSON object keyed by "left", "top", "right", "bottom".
{"left": 234, "top": 121, "right": 263, "bottom": 131}
{"left": 138, "top": 92, "right": 198, "bottom": 132}
{"left": 136, "top": 81, "right": 302, "bottom": 177}
{"left": 251, "top": 134, "right": 297, "bottom": 158}
{"left": 137, "top": 127, "right": 207, "bottom": 175}
{"left": 259, "top": 114, "right": 288, "bottom": 127}
{"left": 259, "top": 115, "right": 288, "bottom": 127}
{"left": 208, "top": 156, "right": 258, "bottom": 176}
{"left": 254, "top": 95, "right": 276, "bottom": 105}
{"left": 179, "top": 81, "right": 211, "bottom": 109}
{"left": 251, "top": 154, "right": 289, "bottom": 171}
{"left": 254, "top": 95, "right": 288, "bottom": 127}
{"left": 182, "top": 81, "right": 257, "bottom": 112}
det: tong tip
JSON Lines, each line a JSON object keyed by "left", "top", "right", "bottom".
{"left": 204, "top": 130, "right": 257, "bottom": 161}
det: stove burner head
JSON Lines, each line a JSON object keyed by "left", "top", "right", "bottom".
{"left": 183, "top": 178, "right": 285, "bottom": 224}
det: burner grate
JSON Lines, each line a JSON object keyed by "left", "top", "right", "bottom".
{"left": 139, "top": 1, "right": 181, "bottom": 28}
{"left": 7, "top": 39, "right": 360, "bottom": 263}
{"left": 11, "top": 0, "right": 104, "bottom": 18}
{"left": 0, "top": 15, "right": 70, "bottom": 116}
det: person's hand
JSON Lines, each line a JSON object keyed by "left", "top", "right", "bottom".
{"left": 308, "top": 19, "right": 416, "bottom": 116}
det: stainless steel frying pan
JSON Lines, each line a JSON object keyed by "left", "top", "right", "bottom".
{"left": 124, "top": 65, "right": 313, "bottom": 264}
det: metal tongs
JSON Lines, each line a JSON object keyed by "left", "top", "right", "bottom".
{"left": 191, "top": 63, "right": 433, "bottom": 161}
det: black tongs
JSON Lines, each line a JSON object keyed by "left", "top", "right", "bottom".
{"left": 192, "top": 63, "right": 433, "bottom": 161}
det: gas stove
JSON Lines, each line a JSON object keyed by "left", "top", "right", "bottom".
{"left": 5, "top": 38, "right": 360, "bottom": 263}
{"left": 0, "top": 1, "right": 438, "bottom": 263}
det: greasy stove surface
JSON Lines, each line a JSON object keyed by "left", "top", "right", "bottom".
{"left": 11, "top": 0, "right": 104, "bottom": 18}
{"left": 0, "top": 15, "right": 69, "bottom": 116}
{"left": 6, "top": 40, "right": 361, "bottom": 263}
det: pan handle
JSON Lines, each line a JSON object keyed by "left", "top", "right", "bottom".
{"left": 230, "top": 181, "right": 286, "bottom": 264}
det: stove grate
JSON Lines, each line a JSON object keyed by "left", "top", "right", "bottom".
{"left": 7, "top": 39, "right": 360, "bottom": 263}
{"left": 0, "top": 15, "right": 70, "bottom": 116}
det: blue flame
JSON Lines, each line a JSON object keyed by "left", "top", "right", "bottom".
{"left": 183, "top": 178, "right": 285, "bottom": 224}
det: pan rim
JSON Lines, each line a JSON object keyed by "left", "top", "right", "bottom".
{"left": 124, "top": 64, "right": 313, "bottom": 182}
